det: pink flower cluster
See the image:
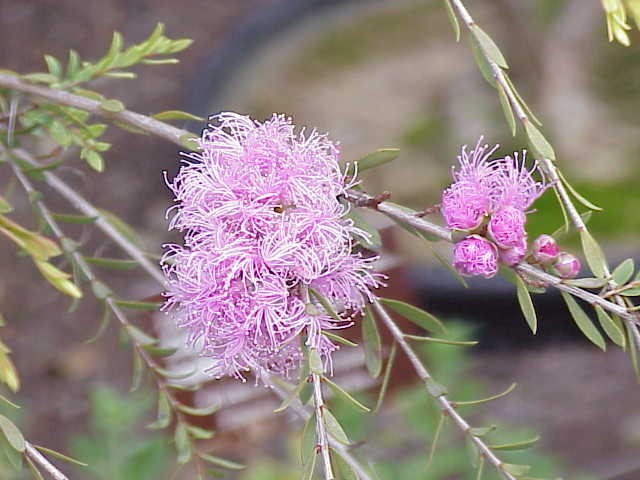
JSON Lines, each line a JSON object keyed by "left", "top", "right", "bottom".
{"left": 162, "top": 113, "right": 381, "bottom": 380}
{"left": 443, "top": 138, "right": 547, "bottom": 278}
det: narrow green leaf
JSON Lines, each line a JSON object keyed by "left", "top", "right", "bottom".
{"left": 557, "top": 170, "right": 602, "bottom": 211}
{"left": 273, "top": 379, "right": 306, "bottom": 413}
{"left": 44, "top": 55, "right": 63, "bottom": 78}
{"left": 301, "top": 449, "right": 317, "bottom": 480}
{"left": 176, "top": 402, "right": 220, "bottom": 417}
{"left": 470, "top": 425, "right": 497, "bottom": 437}
{"left": 81, "top": 149, "right": 104, "bottom": 172}
{"left": 308, "top": 348, "right": 324, "bottom": 375}
{"left": 174, "top": 423, "right": 192, "bottom": 464}
{"left": 627, "top": 325, "right": 640, "bottom": 381}
{"left": 560, "top": 292, "right": 606, "bottom": 351}
{"left": 489, "top": 435, "right": 540, "bottom": 451}
{"left": 34, "top": 445, "right": 88, "bottom": 466}
{"left": 48, "top": 120, "right": 72, "bottom": 147}
{"left": 497, "top": 84, "right": 516, "bottom": 136}
{"left": 469, "top": 34, "right": 496, "bottom": 86}
{"left": 152, "top": 110, "right": 204, "bottom": 122}
{"left": 502, "top": 464, "right": 531, "bottom": 476}
{"left": 0, "top": 196, "right": 12, "bottom": 214}
{"left": 470, "top": 25, "right": 508, "bottom": 68}
{"left": 155, "top": 367, "right": 196, "bottom": 380}
{"left": 199, "top": 453, "right": 245, "bottom": 470}
{"left": 525, "top": 121, "right": 556, "bottom": 161}
{"left": 503, "top": 73, "right": 543, "bottom": 126}
{"left": 612, "top": 258, "right": 634, "bottom": 286}
{"left": 404, "top": 335, "right": 478, "bottom": 346}
{"left": 332, "top": 448, "right": 357, "bottom": 480}
{"left": 301, "top": 413, "right": 316, "bottom": 464}
{"left": 516, "top": 276, "right": 537, "bottom": 334}
{"left": 323, "top": 377, "right": 370, "bottom": 413}
{"left": 564, "top": 277, "right": 608, "bottom": 289}
{"left": 426, "top": 414, "right": 445, "bottom": 470}
{"left": 186, "top": 425, "right": 215, "bottom": 440}
{"left": 374, "top": 342, "right": 396, "bottom": 412}
{"left": 85, "top": 305, "right": 111, "bottom": 344}
{"left": 452, "top": 383, "right": 517, "bottom": 407}
{"left": 113, "top": 299, "right": 161, "bottom": 311}
{"left": 147, "top": 392, "right": 172, "bottom": 430}
{"left": 428, "top": 243, "right": 468, "bottom": 288}
{"left": 321, "top": 330, "right": 357, "bottom": 348}
{"left": 130, "top": 350, "right": 145, "bottom": 392}
{"left": 324, "top": 409, "right": 350, "bottom": 445}
{"left": 0, "top": 393, "right": 20, "bottom": 409}
{"left": 620, "top": 287, "right": 640, "bottom": 296}
{"left": 379, "top": 298, "right": 446, "bottom": 334}
{"left": 424, "top": 378, "right": 447, "bottom": 397}
{"left": 475, "top": 456, "right": 485, "bottom": 480}
{"left": 84, "top": 256, "right": 138, "bottom": 270}
{"left": 443, "top": 0, "right": 460, "bottom": 42}
{"left": 595, "top": 306, "right": 625, "bottom": 348}
{"left": 579, "top": 229, "right": 607, "bottom": 278}
{"left": 91, "top": 280, "right": 112, "bottom": 300}
{"left": 100, "top": 99, "right": 125, "bottom": 113}
{"left": 179, "top": 133, "right": 200, "bottom": 151}
{"left": 362, "top": 306, "right": 382, "bottom": 378}
{"left": 26, "top": 456, "right": 45, "bottom": 480}
{"left": 309, "top": 288, "right": 342, "bottom": 323}
{"left": 0, "top": 415, "right": 25, "bottom": 451}
{"left": 353, "top": 148, "right": 400, "bottom": 173}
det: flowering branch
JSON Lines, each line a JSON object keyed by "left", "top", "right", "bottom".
{"left": 371, "top": 298, "right": 517, "bottom": 480}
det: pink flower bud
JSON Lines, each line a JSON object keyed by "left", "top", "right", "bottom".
{"left": 553, "top": 252, "right": 581, "bottom": 279}
{"left": 498, "top": 238, "right": 527, "bottom": 266}
{"left": 532, "top": 234, "right": 560, "bottom": 264}
{"left": 487, "top": 206, "right": 527, "bottom": 249}
{"left": 453, "top": 235, "right": 499, "bottom": 278}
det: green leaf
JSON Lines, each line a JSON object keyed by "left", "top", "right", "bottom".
{"left": 48, "top": 120, "right": 72, "bottom": 147}
{"left": 147, "top": 392, "right": 172, "bottom": 430}
{"left": 84, "top": 256, "right": 138, "bottom": 270}
{"left": 154, "top": 367, "right": 196, "bottom": 380}
{"left": 321, "top": 331, "right": 357, "bottom": 348}
{"left": 186, "top": 424, "right": 215, "bottom": 440}
{"left": 560, "top": 292, "right": 606, "bottom": 351}
{"left": 564, "top": 277, "right": 608, "bottom": 289}
{"left": 113, "top": 299, "right": 161, "bottom": 311}
{"left": 44, "top": 54, "right": 63, "bottom": 78}
{"left": 309, "top": 288, "right": 342, "bottom": 323}
{"left": 620, "top": 287, "right": 640, "bottom": 296}
{"left": 34, "top": 445, "right": 88, "bottom": 466}
{"left": 130, "top": 350, "right": 145, "bottom": 392}
{"left": 379, "top": 298, "right": 445, "bottom": 334}
{"left": 301, "top": 449, "right": 317, "bottom": 480}
{"left": 331, "top": 448, "right": 357, "bottom": 480}
{"left": 557, "top": 170, "right": 602, "bottom": 211}
{"left": 404, "top": 335, "right": 478, "bottom": 346}
{"left": 0, "top": 415, "right": 25, "bottom": 452}
{"left": 345, "top": 208, "right": 382, "bottom": 251}
{"left": 595, "top": 306, "right": 625, "bottom": 348}
{"left": 176, "top": 403, "right": 220, "bottom": 417}
{"left": 141, "top": 344, "right": 177, "bottom": 357}
{"left": 273, "top": 379, "right": 306, "bottom": 414}
{"left": 502, "top": 464, "right": 531, "bottom": 476}
{"left": 81, "top": 149, "right": 104, "bottom": 172}
{"left": 374, "top": 342, "right": 396, "bottom": 412}
{"left": 324, "top": 409, "right": 350, "bottom": 445}
{"left": 627, "top": 325, "right": 640, "bottom": 382}
{"left": 362, "top": 307, "right": 382, "bottom": 378}
{"left": 23, "top": 72, "right": 58, "bottom": 84}
{"left": 489, "top": 435, "right": 540, "bottom": 451}
{"left": 174, "top": 423, "right": 192, "bottom": 464}
{"left": 426, "top": 414, "right": 445, "bottom": 470}
{"left": 91, "top": 280, "right": 112, "bottom": 300}
{"left": 179, "top": 133, "right": 200, "bottom": 151}
{"left": 469, "top": 425, "right": 497, "bottom": 437}
{"left": 497, "top": 83, "right": 516, "bottom": 136}
{"left": 322, "top": 377, "right": 370, "bottom": 413}
{"left": 26, "top": 456, "right": 44, "bottom": 480}
{"left": 424, "top": 378, "right": 447, "bottom": 397}
{"left": 525, "top": 121, "right": 556, "bottom": 161}
{"left": 301, "top": 413, "right": 316, "bottom": 464}
{"left": 579, "top": 229, "right": 607, "bottom": 278}
{"left": 100, "top": 99, "right": 125, "bottom": 113}
{"left": 353, "top": 148, "right": 400, "bottom": 173}
{"left": 443, "top": 0, "right": 460, "bottom": 42}
{"left": 199, "top": 453, "right": 245, "bottom": 470}
{"left": 309, "top": 348, "right": 324, "bottom": 375}
{"left": 125, "top": 324, "right": 157, "bottom": 346}
{"left": 469, "top": 34, "right": 496, "bottom": 87}
{"left": 612, "top": 258, "right": 634, "bottom": 286}
{"left": 452, "top": 383, "right": 517, "bottom": 407}
{"left": 152, "top": 110, "right": 204, "bottom": 122}
{"left": 470, "top": 25, "right": 508, "bottom": 69}
{"left": 516, "top": 276, "right": 537, "bottom": 334}
{"left": 0, "top": 196, "right": 12, "bottom": 214}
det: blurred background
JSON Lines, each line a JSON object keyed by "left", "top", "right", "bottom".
{"left": 0, "top": 0, "right": 639, "bottom": 478}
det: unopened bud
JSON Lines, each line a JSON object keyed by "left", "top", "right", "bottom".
{"left": 532, "top": 234, "right": 560, "bottom": 265}
{"left": 553, "top": 252, "right": 581, "bottom": 279}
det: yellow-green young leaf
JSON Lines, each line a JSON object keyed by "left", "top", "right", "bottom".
{"left": 48, "top": 120, "right": 72, "bottom": 147}
{"left": 322, "top": 377, "right": 370, "bottom": 413}
{"left": 179, "top": 133, "right": 200, "bottom": 151}
{"left": 579, "top": 229, "right": 607, "bottom": 278}
{"left": 595, "top": 306, "right": 625, "bottom": 348}
{"left": 560, "top": 292, "right": 606, "bottom": 351}
{"left": 452, "top": 382, "right": 517, "bottom": 407}
{"left": 154, "top": 367, "right": 196, "bottom": 380}
{"left": 113, "top": 299, "right": 161, "bottom": 311}
{"left": 502, "top": 464, "right": 531, "bottom": 476}
{"left": 0, "top": 354, "right": 20, "bottom": 392}
{"left": 33, "top": 445, "right": 88, "bottom": 467}
{"left": 469, "top": 35, "right": 496, "bottom": 87}
{"left": 331, "top": 448, "right": 358, "bottom": 480}
{"left": 470, "top": 25, "right": 508, "bottom": 68}
{"left": 362, "top": 307, "right": 382, "bottom": 378}
{"left": 524, "top": 121, "right": 556, "bottom": 161}
{"left": 141, "top": 344, "right": 177, "bottom": 357}
{"left": 174, "top": 423, "right": 192, "bottom": 464}
{"left": 84, "top": 256, "right": 138, "bottom": 270}
{"left": 100, "top": 99, "right": 125, "bottom": 113}
{"left": 152, "top": 110, "right": 204, "bottom": 122}
{"left": 44, "top": 54, "right": 63, "bottom": 78}
{"left": 147, "top": 392, "right": 172, "bottom": 430}
{"left": 52, "top": 213, "right": 98, "bottom": 225}
{"left": 176, "top": 402, "right": 220, "bottom": 417}
{"left": 497, "top": 84, "right": 516, "bottom": 136}
{"left": 130, "top": 350, "right": 144, "bottom": 392}
{"left": 404, "top": 335, "right": 478, "bottom": 346}
{"left": 516, "top": 276, "right": 537, "bottom": 334}
{"left": 308, "top": 348, "right": 324, "bottom": 375}
{"left": 324, "top": 409, "right": 350, "bottom": 445}
{"left": 186, "top": 425, "right": 215, "bottom": 440}
{"left": 81, "top": 149, "right": 104, "bottom": 172}
{"left": 612, "top": 258, "right": 634, "bottom": 286}
{"left": 23, "top": 72, "right": 58, "bottom": 84}
{"left": 199, "top": 453, "right": 245, "bottom": 470}
{"left": 489, "top": 435, "right": 540, "bottom": 451}
{"left": 0, "top": 415, "right": 25, "bottom": 452}
{"left": 0, "top": 197, "right": 12, "bottom": 214}
{"left": 443, "top": 0, "right": 460, "bottom": 42}
{"left": 379, "top": 298, "right": 446, "bottom": 334}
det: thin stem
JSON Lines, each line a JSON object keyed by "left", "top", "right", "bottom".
{"left": 268, "top": 378, "right": 373, "bottom": 480}
{"left": 0, "top": 73, "right": 189, "bottom": 147}
{"left": 25, "top": 442, "right": 69, "bottom": 480}
{"left": 371, "top": 299, "right": 515, "bottom": 480}
{"left": 311, "top": 369, "right": 334, "bottom": 480}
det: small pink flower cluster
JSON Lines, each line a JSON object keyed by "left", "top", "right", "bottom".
{"left": 442, "top": 138, "right": 547, "bottom": 278}
{"left": 162, "top": 113, "right": 381, "bottom": 380}
{"left": 531, "top": 234, "right": 581, "bottom": 278}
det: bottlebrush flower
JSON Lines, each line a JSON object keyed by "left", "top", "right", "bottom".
{"left": 531, "top": 234, "right": 560, "bottom": 264}
{"left": 487, "top": 206, "right": 527, "bottom": 249}
{"left": 162, "top": 112, "right": 382, "bottom": 380}
{"left": 453, "top": 235, "right": 499, "bottom": 278}
{"left": 498, "top": 237, "right": 527, "bottom": 267}
{"left": 491, "top": 152, "right": 547, "bottom": 211}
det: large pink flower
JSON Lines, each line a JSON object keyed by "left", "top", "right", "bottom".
{"left": 163, "top": 113, "right": 382, "bottom": 380}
